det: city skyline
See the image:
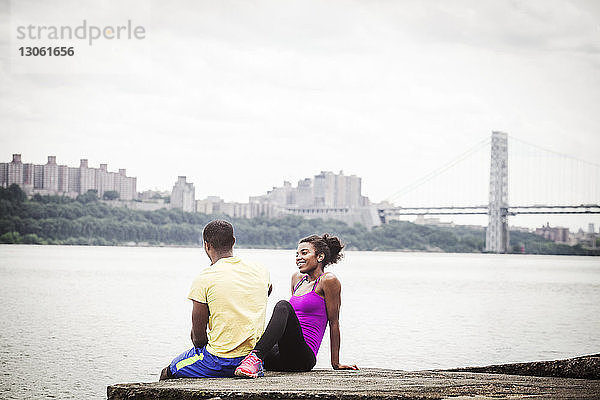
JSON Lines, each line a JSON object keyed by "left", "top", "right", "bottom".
{"left": 2, "top": 151, "right": 598, "bottom": 233}
{"left": 1, "top": 1, "right": 599, "bottom": 231}
{"left": 0, "top": 153, "right": 137, "bottom": 200}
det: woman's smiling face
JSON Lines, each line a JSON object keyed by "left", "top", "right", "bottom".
{"left": 296, "top": 242, "right": 322, "bottom": 274}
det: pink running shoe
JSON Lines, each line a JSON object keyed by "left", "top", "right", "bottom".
{"left": 234, "top": 351, "right": 264, "bottom": 378}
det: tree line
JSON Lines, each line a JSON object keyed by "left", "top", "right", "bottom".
{"left": 0, "top": 184, "right": 597, "bottom": 255}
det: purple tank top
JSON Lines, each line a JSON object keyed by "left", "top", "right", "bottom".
{"left": 289, "top": 274, "right": 328, "bottom": 356}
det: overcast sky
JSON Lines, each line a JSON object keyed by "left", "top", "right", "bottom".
{"left": 1, "top": 0, "right": 599, "bottom": 229}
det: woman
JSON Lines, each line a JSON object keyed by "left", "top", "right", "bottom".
{"left": 234, "top": 233, "right": 358, "bottom": 378}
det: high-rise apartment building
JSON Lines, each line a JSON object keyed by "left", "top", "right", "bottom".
{"left": 7, "top": 154, "right": 23, "bottom": 187}
{"left": 34, "top": 164, "right": 44, "bottom": 189}
{"left": 67, "top": 167, "right": 81, "bottom": 194}
{"left": 43, "top": 156, "right": 59, "bottom": 192}
{"left": 79, "top": 159, "right": 96, "bottom": 194}
{"left": 195, "top": 170, "right": 376, "bottom": 227}
{"left": 22, "top": 163, "right": 34, "bottom": 190}
{"left": 0, "top": 154, "right": 137, "bottom": 200}
{"left": 117, "top": 169, "right": 136, "bottom": 201}
{"left": 253, "top": 170, "right": 366, "bottom": 210}
{"left": 345, "top": 174, "right": 362, "bottom": 207}
{"left": 95, "top": 164, "right": 112, "bottom": 198}
{"left": 171, "top": 176, "right": 195, "bottom": 212}
{"left": 58, "top": 165, "right": 69, "bottom": 193}
{"left": 0, "top": 163, "right": 7, "bottom": 188}
{"left": 314, "top": 171, "right": 336, "bottom": 207}
{"left": 296, "top": 178, "right": 313, "bottom": 208}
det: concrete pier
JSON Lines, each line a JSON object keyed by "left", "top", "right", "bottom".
{"left": 444, "top": 353, "right": 600, "bottom": 380}
{"left": 108, "top": 366, "right": 600, "bottom": 399}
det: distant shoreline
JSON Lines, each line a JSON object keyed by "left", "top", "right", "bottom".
{"left": 2, "top": 184, "right": 598, "bottom": 256}
{"left": 1, "top": 242, "right": 598, "bottom": 256}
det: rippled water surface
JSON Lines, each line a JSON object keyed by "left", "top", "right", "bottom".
{"left": 1, "top": 245, "right": 599, "bottom": 399}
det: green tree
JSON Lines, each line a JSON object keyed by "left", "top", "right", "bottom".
{"left": 76, "top": 190, "right": 99, "bottom": 203}
{"left": 0, "top": 231, "right": 22, "bottom": 243}
{"left": 4, "top": 184, "right": 26, "bottom": 204}
{"left": 103, "top": 191, "right": 120, "bottom": 200}
{"left": 22, "top": 233, "right": 45, "bottom": 244}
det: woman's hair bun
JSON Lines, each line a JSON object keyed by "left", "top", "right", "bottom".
{"left": 322, "top": 233, "right": 344, "bottom": 265}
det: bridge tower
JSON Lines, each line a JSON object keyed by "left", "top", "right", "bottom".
{"left": 486, "top": 131, "right": 509, "bottom": 253}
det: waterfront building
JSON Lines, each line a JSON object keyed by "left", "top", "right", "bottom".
{"left": 196, "top": 196, "right": 223, "bottom": 215}
{"left": 572, "top": 227, "right": 597, "bottom": 248}
{"left": 346, "top": 174, "right": 363, "bottom": 207}
{"left": 171, "top": 176, "right": 195, "bottom": 212}
{"left": 7, "top": 154, "right": 23, "bottom": 187}
{"left": 254, "top": 171, "right": 367, "bottom": 210}
{"left": 67, "top": 167, "right": 81, "bottom": 195}
{"left": 314, "top": 171, "right": 336, "bottom": 207}
{"left": 196, "top": 195, "right": 279, "bottom": 219}
{"left": 334, "top": 173, "right": 346, "bottom": 207}
{"left": 95, "top": 164, "right": 111, "bottom": 198}
{"left": 22, "top": 163, "right": 34, "bottom": 192}
{"left": 534, "top": 223, "right": 570, "bottom": 243}
{"left": 138, "top": 190, "right": 170, "bottom": 201}
{"left": 258, "top": 181, "right": 296, "bottom": 207}
{"left": 57, "top": 165, "right": 69, "bottom": 193}
{"left": 0, "top": 163, "right": 7, "bottom": 187}
{"left": 34, "top": 164, "right": 44, "bottom": 190}
{"left": 248, "top": 200, "right": 279, "bottom": 218}
{"left": 0, "top": 154, "right": 137, "bottom": 199}
{"left": 117, "top": 169, "right": 136, "bottom": 200}
{"left": 43, "top": 156, "right": 59, "bottom": 193}
{"left": 414, "top": 215, "right": 455, "bottom": 228}
{"left": 296, "top": 178, "right": 313, "bottom": 208}
{"left": 247, "top": 170, "right": 377, "bottom": 227}
{"left": 79, "top": 159, "right": 96, "bottom": 195}
{"left": 509, "top": 226, "right": 531, "bottom": 233}
{"left": 220, "top": 201, "right": 253, "bottom": 218}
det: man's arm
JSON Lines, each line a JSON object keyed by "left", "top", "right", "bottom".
{"left": 190, "top": 300, "right": 209, "bottom": 348}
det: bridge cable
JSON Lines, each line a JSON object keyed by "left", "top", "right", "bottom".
{"left": 385, "top": 136, "right": 491, "bottom": 204}
{"left": 508, "top": 135, "right": 600, "bottom": 168}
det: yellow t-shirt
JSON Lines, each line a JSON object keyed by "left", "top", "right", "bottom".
{"left": 188, "top": 256, "right": 270, "bottom": 358}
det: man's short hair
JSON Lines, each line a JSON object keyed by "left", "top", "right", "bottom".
{"left": 203, "top": 219, "right": 235, "bottom": 251}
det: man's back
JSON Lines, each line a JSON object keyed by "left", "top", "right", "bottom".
{"left": 188, "top": 256, "right": 270, "bottom": 358}
{"left": 160, "top": 219, "right": 270, "bottom": 380}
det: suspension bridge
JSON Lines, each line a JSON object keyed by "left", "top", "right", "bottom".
{"left": 378, "top": 131, "right": 600, "bottom": 253}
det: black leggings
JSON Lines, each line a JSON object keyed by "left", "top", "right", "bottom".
{"left": 254, "top": 300, "right": 316, "bottom": 372}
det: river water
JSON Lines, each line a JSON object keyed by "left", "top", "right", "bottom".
{"left": 1, "top": 245, "right": 599, "bottom": 399}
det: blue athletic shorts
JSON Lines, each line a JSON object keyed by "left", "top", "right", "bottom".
{"left": 168, "top": 346, "right": 245, "bottom": 378}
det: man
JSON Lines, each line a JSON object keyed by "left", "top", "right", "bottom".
{"left": 160, "top": 219, "right": 271, "bottom": 379}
